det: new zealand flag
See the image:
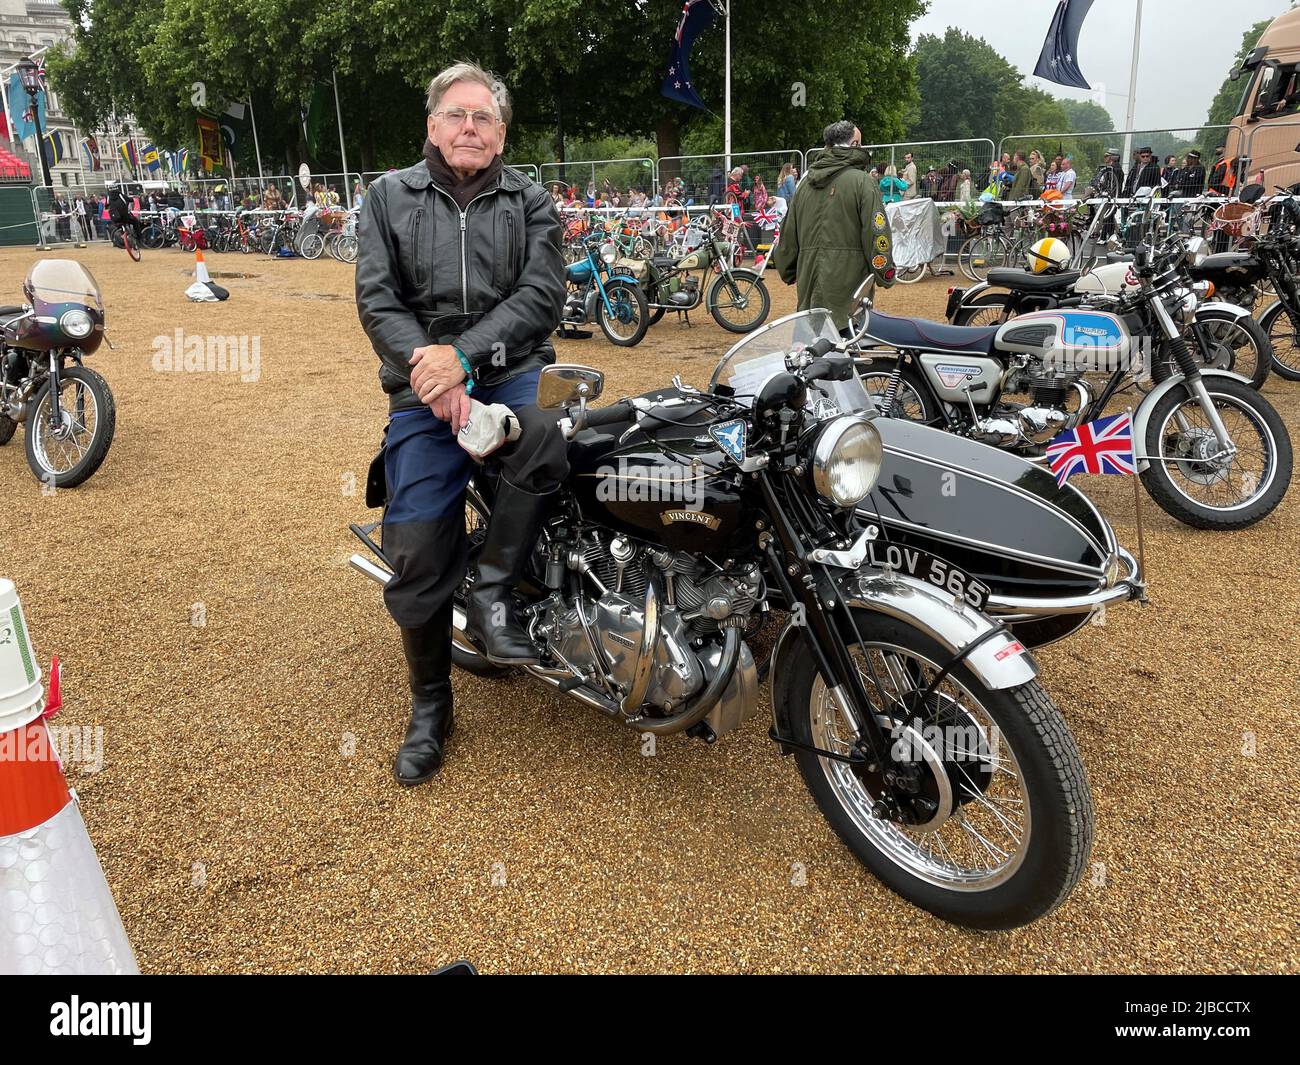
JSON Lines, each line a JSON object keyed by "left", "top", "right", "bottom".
{"left": 1033, "top": 0, "right": 1095, "bottom": 91}
{"left": 661, "top": 0, "right": 719, "bottom": 111}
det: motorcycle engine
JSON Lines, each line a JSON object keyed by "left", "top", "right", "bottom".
{"left": 540, "top": 532, "right": 762, "bottom": 730}
{"left": 979, "top": 370, "right": 1094, "bottom": 446}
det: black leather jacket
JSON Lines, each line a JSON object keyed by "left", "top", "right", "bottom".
{"left": 355, "top": 161, "right": 565, "bottom": 412}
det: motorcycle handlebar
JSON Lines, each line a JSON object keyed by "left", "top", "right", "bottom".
{"left": 581, "top": 400, "right": 634, "bottom": 428}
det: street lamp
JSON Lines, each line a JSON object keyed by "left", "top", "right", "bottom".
{"left": 17, "top": 57, "right": 52, "bottom": 189}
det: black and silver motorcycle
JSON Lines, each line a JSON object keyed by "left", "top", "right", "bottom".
{"left": 0, "top": 259, "right": 116, "bottom": 488}
{"left": 350, "top": 309, "right": 1113, "bottom": 930}
{"left": 856, "top": 239, "right": 1293, "bottom": 531}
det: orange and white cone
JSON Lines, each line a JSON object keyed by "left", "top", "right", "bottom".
{"left": 186, "top": 248, "right": 228, "bottom": 302}
{"left": 0, "top": 578, "right": 138, "bottom": 975}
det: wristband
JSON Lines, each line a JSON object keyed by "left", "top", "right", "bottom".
{"left": 453, "top": 346, "right": 474, "bottom": 394}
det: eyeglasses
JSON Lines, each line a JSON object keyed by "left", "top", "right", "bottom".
{"left": 433, "top": 106, "right": 501, "bottom": 131}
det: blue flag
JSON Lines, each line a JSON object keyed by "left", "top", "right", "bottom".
{"left": 6, "top": 73, "right": 47, "bottom": 142}
{"left": 661, "top": 0, "right": 718, "bottom": 110}
{"left": 1033, "top": 0, "right": 1095, "bottom": 90}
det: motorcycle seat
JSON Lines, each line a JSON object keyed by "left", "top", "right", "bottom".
{"left": 863, "top": 310, "right": 1000, "bottom": 355}
{"left": 985, "top": 268, "right": 1080, "bottom": 291}
{"left": 0, "top": 305, "right": 25, "bottom": 317}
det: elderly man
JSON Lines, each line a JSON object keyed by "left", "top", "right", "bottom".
{"left": 355, "top": 61, "right": 566, "bottom": 785}
{"left": 772, "top": 119, "right": 894, "bottom": 329}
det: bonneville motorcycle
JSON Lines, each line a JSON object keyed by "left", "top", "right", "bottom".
{"left": 0, "top": 259, "right": 116, "bottom": 488}
{"left": 349, "top": 308, "right": 1133, "bottom": 930}
{"left": 856, "top": 239, "right": 1293, "bottom": 530}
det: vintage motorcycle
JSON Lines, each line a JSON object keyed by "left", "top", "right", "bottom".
{"left": 556, "top": 230, "right": 650, "bottom": 347}
{"left": 857, "top": 238, "right": 1293, "bottom": 531}
{"left": 349, "top": 309, "right": 1125, "bottom": 930}
{"left": 948, "top": 237, "right": 1274, "bottom": 390}
{"left": 626, "top": 210, "right": 771, "bottom": 333}
{"left": 0, "top": 260, "right": 116, "bottom": 488}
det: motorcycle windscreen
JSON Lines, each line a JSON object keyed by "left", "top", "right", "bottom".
{"left": 24, "top": 260, "right": 103, "bottom": 313}
{"left": 861, "top": 418, "right": 1114, "bottom": 592}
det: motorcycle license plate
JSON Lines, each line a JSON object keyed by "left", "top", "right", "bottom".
{"left": 864, "top": 541, "right": 991, "bottom": 611}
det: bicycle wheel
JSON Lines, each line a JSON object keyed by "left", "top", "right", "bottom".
{"left": 123, "top": 228, "right": 141, "bottom": 262}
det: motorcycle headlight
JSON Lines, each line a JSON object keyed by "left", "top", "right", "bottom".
{"left": 810, "top": 415, "right": 882, "bottom": 508}
{"left": 600, "top": 242, "right": 617, "bottom": 264}
{"left": 1186, "top": 237, "right": 1208, "bottom": 268}
{"left": 59, "top": 309, "right": 93, "bottom": 339}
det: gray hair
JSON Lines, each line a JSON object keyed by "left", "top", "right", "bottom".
{"left": 426, "top": 61, "right": 512, "bottom": 126}
{"left": 823, "top": 120, "right": 856, "bottom": 148}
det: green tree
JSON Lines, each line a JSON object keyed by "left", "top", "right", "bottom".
{"left": 1058, "top": 99, "right": 1114, "bottom": 133}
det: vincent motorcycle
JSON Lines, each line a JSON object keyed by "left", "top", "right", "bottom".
{"left": 857, "top": 239, "right": 1293, "bottom": 531}
{"left": 350, "top": 308, "right": 1109, "bottom": 930}
{"left": 0, "top": 260, "right": 116, "bottom": 488}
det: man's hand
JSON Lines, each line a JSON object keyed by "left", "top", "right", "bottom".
{"left": 409, "top": 344, "right": 466, "bottom": 406}
{"left": 428, "top": 382, "right": 472, "bottom": 434}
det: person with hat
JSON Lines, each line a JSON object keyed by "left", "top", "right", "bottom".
{"left": 1171, "top": 150, "right": 1205, "bottom": 199}
{"left": 1088, "top": 148, "right": 1125, "bottom": 199}
{"left": 1123, "top": 146, "right": 1160, "bottom": 198}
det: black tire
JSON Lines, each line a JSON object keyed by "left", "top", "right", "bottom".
{"left": 23, "top": 365, "right": 116, "bottom": 488}
{"left": 0, "top": 414, "right": 15, "bottom": 446}
{"left": 646, "top": 305, "right": 666, "bottom": 327}
{"left": 1139, "top": 376, "right": 1292, "bottom": 530}
{"left": 855, "top": 358, "right": 938, "bottom": 423}
{"left": 1194, "top": 310, "right": 1271, "bottom": 389}
{"left": 952, "top": 292, "right": 1014, "bottom": 327}
{"left": 140, "top": 224, "right": 165, "bottom": 250}
{"left": 300, "top": 232, "right": 325, "bottom": 260}
{"left": 709, "top": 269, "right": 771, "bottom": 332}
{"left": 1258, "top": 300, "right": 1300, "bottom": 381}
{"left": 597, "top": 280, "right": 649, "bottom": 346}
{"left": 781, "top": 612, "right": 1093, "bottom": 930}
{"left": 123, "top": 229, "right": 140, "bottom": 262}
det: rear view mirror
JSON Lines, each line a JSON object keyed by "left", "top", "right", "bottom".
{"left": 537, "top": 364, "right": 604, "bottom": 409}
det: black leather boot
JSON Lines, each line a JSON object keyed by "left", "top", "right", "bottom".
{"left": 466, "top": 478, "right": 551, "bottom": 665}
{"left": 394, "top": 604, "right": 455, "bottom": 786}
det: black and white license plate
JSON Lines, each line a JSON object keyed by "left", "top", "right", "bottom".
{"left": 864, "top": 540, "right": 992, "bottom": 611}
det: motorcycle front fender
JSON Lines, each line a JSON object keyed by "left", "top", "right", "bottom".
{"left": 1197, "top": 301, "right": 1254, "bottom": 321}
{"left": 1131, "top": 369, "right": 1252, "bottom": 472}
{"left": 769, "top": 570, "right": 1040, "bottom": 742}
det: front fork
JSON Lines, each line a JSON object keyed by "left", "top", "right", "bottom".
{"left": 1149, "top": 293, "right": 1235, "bottom": 452}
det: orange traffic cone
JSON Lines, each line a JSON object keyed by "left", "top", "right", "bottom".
{"left": 0, "top": 578, "right": 138, "bottom": 975}
{"left": 186, "top": 247, "right": 229, "bottom": 302}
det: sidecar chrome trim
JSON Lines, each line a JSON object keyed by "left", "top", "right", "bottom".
{"left": 983, "top": 546, "right": 1143, "bottom": 616}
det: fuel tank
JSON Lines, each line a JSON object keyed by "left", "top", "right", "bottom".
{"left": 995, "top": 308, "right": 1132, "bottom": 373}
{"left": 567, "top": 388, "right": 754, "bottom": 554}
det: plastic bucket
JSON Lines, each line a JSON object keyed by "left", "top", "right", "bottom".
{"left": 0, "top": 578, "right": 44, "bottom": 734}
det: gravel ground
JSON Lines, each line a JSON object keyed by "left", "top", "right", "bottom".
{"left": 0, "top": 243, "right": 1296, "bottom": 974}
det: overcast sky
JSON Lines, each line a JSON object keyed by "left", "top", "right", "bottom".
{"left": 913, "top": 0, "right": 1290, "bottom": 131}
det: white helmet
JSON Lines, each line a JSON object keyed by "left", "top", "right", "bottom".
{"left": 1025, "top": 237, "right": 1070, "bottom": 274}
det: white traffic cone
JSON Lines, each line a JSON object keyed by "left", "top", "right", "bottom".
{"left": 0, "top": 578, "right": 138, "bottom": 975}
{"left": 186, "top": 248, "right": 229, "bottom": 302}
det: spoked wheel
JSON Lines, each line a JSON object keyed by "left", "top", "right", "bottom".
{"left": 855, "top": 359, "right": 936, "bottom": 422}
{"left": 122, "top": 228, "right": 141, "bottom": 262}
{"left": 335, "top": 234, "right": 359, "bottom": 264}
{"left": 300, "top": 233, "right": 325, "bottom": 260}
{"left": 708, "top": 269, "right": 770, "bottom": 332}
{"left": 1139, "top": 377, "right": 1292, "bottom": 530}
{"left": 140, "top": 225, "right": 165, "bottom": 250}
{"left": 953, "top": 294, "right": 1014, "bottom": 327}
{"left": 959, "top": 235, "right": 1007, "bottom": 281}
{"left": 597, "top": 280, "right": 649, "bottom": 346}
{"left": 23, "top": 365, "right": 116, "bottom": 488}
{"left": 784, "top": 613, "right": 1092, "bottom": 930}
{"left": 1258, "top": 300, "right": 1300, "bottom": 381}
{"left": 450, "top": 490, "right": 508, "bottom": 677}
{"left": 1193, "top": 311, "right": 1271, "bottom": 389}
{"left": 894, "top": 261, "right": 929, "bottom": 285}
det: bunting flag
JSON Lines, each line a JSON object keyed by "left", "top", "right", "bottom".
{"left": 119, "top": 139, "right": 138, "bottom": 171}
{"left": 141, "top": 142, "right": 161, "bottom": 172}
{"left": 6, "top": 73, "right": 47, "bottom": 142}
{"left": 196, "top": 116, "right": 220, "bottom": 170}
{"left": 1033, "top": 0, "right": 1095, "bottom": 90}
{"left": 661, "top": 0, "right": 718, "bottom": 111}
{"left": 81, "top": 136, "right": 102, "bottom": 171}
{"left": 178, "top": 146, "right": 191, "bottom": 173}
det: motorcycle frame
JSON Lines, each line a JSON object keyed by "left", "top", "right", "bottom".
{"left": 642, "top": 234, "right": 745, "bottom": 314}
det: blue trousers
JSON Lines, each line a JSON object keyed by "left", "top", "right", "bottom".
{"left": 381, "top": 370, "right": 567, "bottom": 627}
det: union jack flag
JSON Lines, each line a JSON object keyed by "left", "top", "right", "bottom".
{"left": 753, "top": 207, "right": 779, "bottom": 227}
{"left": 1045, "top": 412, "right": 1136, "bottom": 487}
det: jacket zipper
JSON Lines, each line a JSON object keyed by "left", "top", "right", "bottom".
{"left": 427, "top": 181, "right": 498, "bottom": 313}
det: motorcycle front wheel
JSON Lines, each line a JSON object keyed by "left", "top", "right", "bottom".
{"left": 1139, "top": 376, "right": 1292, "bottom": 530}
{"left": 0, "top": 414, "right": 15, "bottom": 445}
{"left": 597, "top": 280, "right": 649, "bottom": 346}
{"left": 782, "top": 612, "right": 1093, "bottom": 930}
{"left": 1257, "top": 300, "right": 1300, "bottom": 382}
{"left": 23, "top": 365, "right": 116, "bottom": 488}
{"left": 1193, "top": 311, "right": 1271, "bottom": 389}
{"left": 708, "top": 269, "right": 770, "bottom": 333}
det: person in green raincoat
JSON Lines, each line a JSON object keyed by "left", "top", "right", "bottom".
{"left": 772, "top": 120, "right": 896, "bottom": 328}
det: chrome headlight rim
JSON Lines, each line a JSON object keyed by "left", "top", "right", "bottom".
{"left": 59, "top": 308, "right": 94, "bottom": 339}
{"left": 599, "top": 241, "right": 617, "bottom": 264}
{"left": 810, "top": 414, "right": 883, "bottom": 508}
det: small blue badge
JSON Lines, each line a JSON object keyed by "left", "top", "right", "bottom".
{"left": 709, "top": 419, "right": 748, "bottom": 465}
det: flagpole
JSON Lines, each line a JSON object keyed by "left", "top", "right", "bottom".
{"left": 331, "top": 68, "right": 351, "bottom": 208}
{"left": 723, "top": 0, "right": 731, "bottom": 177}
{"left": 1122, "top": 0, "right": 1143, "bottom": 168}
{"left": 248, "top": 97, "right": 266, "bottom": 194}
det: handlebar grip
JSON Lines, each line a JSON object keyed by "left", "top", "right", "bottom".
{"left": 581, "top": 400, "right": 634, "bottom": 428}
{"left": 807, "top": 336, "right": 837, "bottom": 358}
